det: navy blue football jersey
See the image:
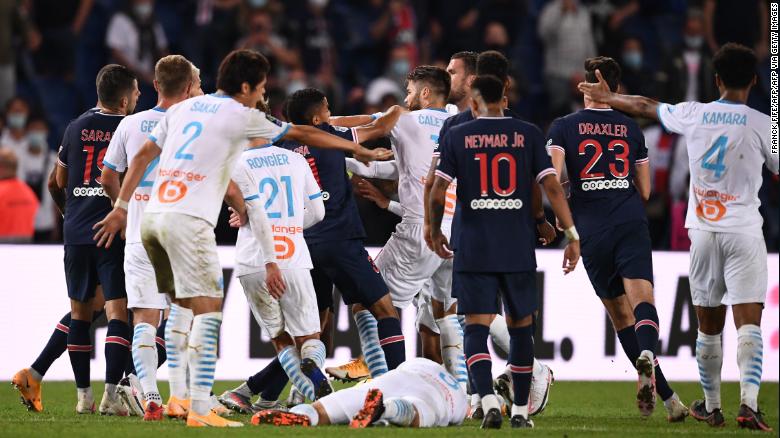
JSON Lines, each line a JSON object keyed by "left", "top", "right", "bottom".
{"left": 437, "top": 117, "right": 556, "bottom": 272}
{"left": 57, "top": 110, "right": 124, "bottom": 245}
{"left": 546, "top": 109, "right": 648, "bottom": 238}
{"left": 278, "top": 123, "right": 365, "bottom": 244}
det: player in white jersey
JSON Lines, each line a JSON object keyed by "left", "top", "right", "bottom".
{"left": 101, "top": 55, "right": 203, "bottom": 420}
{"left": 579, "top": 43, "right": 777, "bottom": 431}
{"left": 252, "top": 358, "right": 468, "bottom": 428}
{"left": 231, "top": 140, "right": 332, "bottom": 402}
{"left": 345, "top": 66, "right": 469, "bottom": 391}
{"left": 94, "top": 49, "right": 392, "bottom": 428}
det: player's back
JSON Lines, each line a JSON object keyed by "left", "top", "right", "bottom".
{"left": 436, "top": 117, "right": 554, "bottom": 273}
{"left": 146, "top": 93, "right": 289, "bottom": 226}
{"left": 235, "top": 145, "right": 316, "bottom": 271}
{"left": 546, "top": 108, "right": 648, "bottom": 238}
{"left": 391, "top": 108, "right": 452, "bottom": 221}
{"left": 58, "top": 109, "right": 125, "bottom": 245}
{"left": 278, "top": 123, "right": 365, "bottom": 244}
{"left": 103, "top": 107, "right": 166, "bottom": 244}
{"left": 658, "top": 99, "right": 777, "bottom": 237}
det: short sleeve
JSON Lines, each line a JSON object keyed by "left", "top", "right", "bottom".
{"left": 435, "top": 118, "right": 452, "bottom": 157}
{"left": 634, "top": 125, "right": 649, "bottom": 165}
{"left": 545, "top": 118, "right": 566, "bottom": 156}
{"left": 57, "top": 124, "right": 71, "bottom": 168}
{"left": 105, "top": 14, "right": 131, "bottom": 51}
{"left": 657, "top": 101, "right": 701, "bottom": 135}
{"left": 230, "top": 162, "right": 259, "bottom": 201}
{"left": 301, "top": 156, "right": 323, "bottom": 199}
{"left": 149, "top": 113, "right": 168, "bottom": 148}
{"left": 246, "top": 109, "right": 290, "bottom": 143}
{"left": 103, "top": 118, "right": 129, "bottom": 172}
{"left": 531, "top": 127, "right": 557, "bottom": 183}
{"left": 154, "top": 23, "right": 168, "bottom": 50}
{"left": 435, "top": 131, "right": 456, "bottom": 182}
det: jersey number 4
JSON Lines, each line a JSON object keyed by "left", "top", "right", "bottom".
{"left": 578, "top": 139, "right": 630, "bottom": 180}
{"left": 701, "top": 135, "right": 727, "bottom": 179}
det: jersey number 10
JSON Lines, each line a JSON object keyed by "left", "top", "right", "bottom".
{"left": 475, "top": 152, "right": 517, "bottom": 197}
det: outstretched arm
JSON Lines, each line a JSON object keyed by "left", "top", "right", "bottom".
{"left": 352, "top": 105, "right": 404, "bottom": 143}
{"left": 578, "top": 69, "right": 660, "bottom": 120}
{"left": 283, "top": 124, "right": 393, "bottom": 163}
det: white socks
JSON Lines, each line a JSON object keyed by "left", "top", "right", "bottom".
{"left": 382, "top": 397, "right": 416, "bottom": 426}
{"left": 489, "top": 316, "right": 510, "bottom": 354}
{"left": 279, "top": 346, "right": 315, "bottom": 401}
{"left": 354, "top": 310, "right": 388, "bottom": 378}
{"left": 165, "top": 304, "right": 193, "bottom": 400}
{"left": 132, "top": 322, "right": 160, "bottom": 400}
{"left": 511, "top": 403, "right": 529, "bottom": 418}
{"left": 290, "top": 403, "right": 319, "bottom": 426}
{"left": 696, "top": 330, "right": 723, "bottom": 412}
{"left": 737, "top": 324, "right": 763, "bottom": 411}
{"left": 188, "top": 312, "right": 222, "bottom": 415}
{"left": 481, "top": 394, "right": 501, "bottom": 413}
{"left": 301, "top": 339, "right": 326, "bottom": 368}
{"left": 436, "top": 315, "right": 468, "bottom": 391}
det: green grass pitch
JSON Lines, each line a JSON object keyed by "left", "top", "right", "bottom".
{"left": 0, "top": 380, "right": 776, "bottom": 437}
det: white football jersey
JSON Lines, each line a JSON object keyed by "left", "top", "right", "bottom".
{"left": 393, "top": 358, "right": 468, "bottom": 426}
{"left": 233, "top": 145, "right": 322, "bottom": 276}
{"left": 145, "top": 94, "right": 290, "bottom": 226}
{"left": 658, "top": 100, "right": 778, "bottom": 238}
{"left": 389, "top": 108, "right": 456, "bottom": 223}
{"left": 103, "top": 107, "right": 166, "bottom": 244}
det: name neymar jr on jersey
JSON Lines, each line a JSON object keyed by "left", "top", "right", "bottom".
{"left": 464, "top": 131, "right": 525, "bottom": 149}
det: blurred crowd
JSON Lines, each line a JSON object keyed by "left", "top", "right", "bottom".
{"left": 0, "top": 0, "right": 776, "bottom": 250}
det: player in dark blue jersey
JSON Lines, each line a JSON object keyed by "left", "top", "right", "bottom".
{"left": 547, "top": 57, "right": 688, "bottom": 422}
{"left": 429, "top": 75, "right": 580, "bottom": 429}
{"left": 51, "top": 64, "right": 139, "bottom": 415}
{"left": 425, "top": 50, "right": 557, "bottom": 421}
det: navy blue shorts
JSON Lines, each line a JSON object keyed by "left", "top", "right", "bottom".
{"left": 580, "top": 220, "right": 654, "bottom": 299}
{"left": 453, "top": 271, "right": 538, "bottom": 320}
{"left": 308, "top": 239, "right": 388, "bottom": 308}
{"left": 64, "top": 244, "right": 125, "bottom": 302}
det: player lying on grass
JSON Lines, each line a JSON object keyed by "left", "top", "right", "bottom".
{"left": 546, "top": 56, "right": 689, "bottom": 422}
{"left": 251, "top": 358, "right": 467, "bottom": 428}
{"left": 579, "top": 42, "right": 776, "bottom": 432}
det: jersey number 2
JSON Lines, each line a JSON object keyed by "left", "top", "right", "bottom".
{"left": 175, "top": 121, "right": 203, "bottom": 160}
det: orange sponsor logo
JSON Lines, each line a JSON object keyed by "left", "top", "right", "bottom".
{"left": 274, "top": 235, "right": 295, "bottom": 259}
{"left": 158, "top": 180, "right": 187, "bottom": 203}
{"left": 696, "top": 199, "right": 727, "bottom": 222}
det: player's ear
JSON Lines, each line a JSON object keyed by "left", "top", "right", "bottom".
{"left": 751, "top": 74, "right": 757, "bottom": 87}
{"left": 714, "top": 74, "right": 722, "bottom": 90}
{"left": 152, "top": 79, "right": 160, "bottom": 94}
{"left": 467, "top": 74, "right": 476, "bottom": 87}
{"left": 240, "top": 81, "right": 251, "bottom": 96}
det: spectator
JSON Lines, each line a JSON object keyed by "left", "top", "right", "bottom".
{"left": 0, "top": 148, "right": 38, "bottom": 243}
{"left": 106, "top": 0, "right": 169, "bottom": 110}
{"left": 0, "top": 1, "right": 34, "bottom": 107}
{"left": 236, "top": 7, "right": 300, "bottom": 78}
{"left": 704, "top": 0, "right": 768, "bottom": 59}
{"left": 619, "top": 36, "right": 654, "bottom": 96}
{"left": 538, "top": 0, "right": 596, "bottom": 118}
{"left": 655, "top": 8, "right": 718, "bottom": 104}
{"left": 0, "top": 96, "right": 30, "bottom": 155}
{"left": 28, "top": 0, "right": 92, "bottom": 78}
{"left": 18, "top": 116, "right": 57, "bottom": 242}
{"left": 290, "top": 0, "right": 335, "bottom": 76}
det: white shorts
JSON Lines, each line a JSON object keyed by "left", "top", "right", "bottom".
{"left": 415, "top": 283, "right": 458, "bottom": 334}
{"left": 688, "top": 229, "right": 768, "bottom": 307}
{"left": 375, "top": 222, "right": 453, "bottom": 309}
{"left": 239, "top": 268, "right": 319, "bottom": 338}
{"left": 141, "top": 212, "right": 223, "bottom": 300}
{"left": 318, "top": 358, "right": 466, "bottom": 427}
{"left": 125, "top": 242, "right": 170, "bottom": 310}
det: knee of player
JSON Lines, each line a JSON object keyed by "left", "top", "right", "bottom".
{"left": 368, "top": 295, "right": 399, "bottom": 319}
{"left": 312, "top": 402, "right": 331, "bottom": 425}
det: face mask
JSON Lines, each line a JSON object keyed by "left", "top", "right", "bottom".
{"left": 309, "top": 0, "right": 328, "bottom": 7}
{"left": 7, "top": 113, "right": 27, "bottom": 130}
{"left": 133, "top": 3, "right": 153, "bottom": 20}
{"left": 684, "top": 35, "right": 703, "bottom": 49}
{"left": 27, "top": 131, "right": 48, "bottom": 147}
{"left": 248, "top": 0, "right": 268, "bottom": 7}
{"left": 287, "top": 80, "right": 307, "bottom": 95}
{"left": 391, "top": 59, "right": 410, "bottom": 77}
{"left": 623, "top": 51, "right": 642, "bottom": 70}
